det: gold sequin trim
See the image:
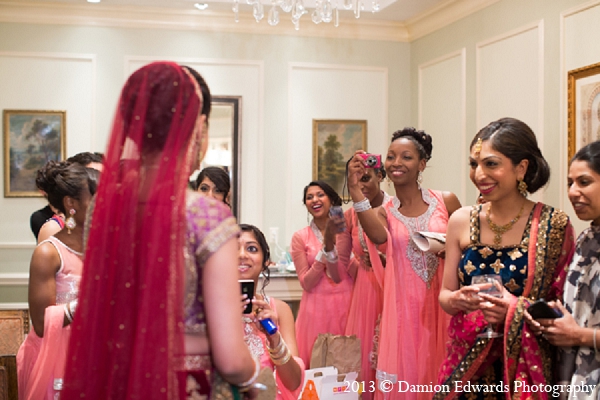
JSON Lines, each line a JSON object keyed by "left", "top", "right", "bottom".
{"left": 196, "top": 216, "right": 240, "bottom": 266}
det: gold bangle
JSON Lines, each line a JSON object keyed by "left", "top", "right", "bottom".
{"left": 266, "top": 337, "right": 286, "bottom": 356}
{"left": 271, "top": 348, "right": 292, "bottom": 366}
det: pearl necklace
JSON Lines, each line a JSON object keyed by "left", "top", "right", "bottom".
{"left": 486, "top": 201, "right": 525, "bottom": 246}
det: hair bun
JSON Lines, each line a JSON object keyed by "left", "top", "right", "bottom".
{"left": 391, "top": 127, "right": 433, "bottom": 161}
{"left": 36, "top": 160, "right": 65, "bottom": 193}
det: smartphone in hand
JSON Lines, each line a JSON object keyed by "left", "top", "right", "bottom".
{"left": 527, "top": 299, "right": 562, "bottom": 319}
{"left": 329, "top": 206, "right": 346, "bottom": 233}
{"left": 239, "top": 280, "right": 254, "bottom": 314}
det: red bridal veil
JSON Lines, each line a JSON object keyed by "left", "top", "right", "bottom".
{"left": 63, "top": 62, "right": 202, "bottom": 399}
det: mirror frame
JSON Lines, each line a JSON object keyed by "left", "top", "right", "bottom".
{"left": 211, "top": 96, "right": 242, "bottom": 218}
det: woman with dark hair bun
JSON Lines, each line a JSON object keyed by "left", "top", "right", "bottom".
{"left": 346, "top": 127, "right": 461, "bottom": 399}
{"left": 292, "top": 180, "right": 351, "bottom": 367}
{"left": 436, "top": 117, "right": 575, "bottom": 399}
{"left": 17, "top": 160, "right": 98, "bottom": 400}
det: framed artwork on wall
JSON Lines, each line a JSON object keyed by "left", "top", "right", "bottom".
{"left": 312, "top": 119, "right": 367, "bottom": 199}
{"left": 568, "top": 61, "right": 600, "bottom": 162}
{"left": 3, "top": 110, "right": 66, "bottom": 197}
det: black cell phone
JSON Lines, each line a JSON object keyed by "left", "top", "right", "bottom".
{"left": 239, "top": 280, "right": 254, "bottom": 314}
{"left": 527, "top": 299, "right": 562, "bottom": 319}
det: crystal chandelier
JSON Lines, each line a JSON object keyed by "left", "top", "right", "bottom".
{"left": 232, "top": 0, "right": 380, "bottom": 29}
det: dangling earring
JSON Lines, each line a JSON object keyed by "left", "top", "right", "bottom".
{"left": 385, "top": 176, "right": 392, "bottom": 184}
{"left": 65, "top": 209, "right": 76, "bottom": 234}
{"left": 518, "top": 179, "right": 528, "bottom": 197}
{"left": 417, "top": 171, "right": 423, "bottom": 187}
{"left": 477, "top": 193, "right": 485, "bottom": 205}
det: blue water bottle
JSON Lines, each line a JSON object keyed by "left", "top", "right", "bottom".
{"left": 260, "top": 318, "right": 278, "bottom": 335}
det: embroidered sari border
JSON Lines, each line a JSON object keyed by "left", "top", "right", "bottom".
{"left": 433, "top": 338, "right": 493, "bottom": 400}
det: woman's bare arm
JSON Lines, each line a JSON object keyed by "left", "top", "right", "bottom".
{"left": 203, "top": 238, "right": 256, "bottom": 384}
{"left": 28, "top": 242, "right": 64, "bottom": 337}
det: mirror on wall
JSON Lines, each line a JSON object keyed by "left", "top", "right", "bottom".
{"left": 192, "top": 96, "right": 241, "bottom": 218}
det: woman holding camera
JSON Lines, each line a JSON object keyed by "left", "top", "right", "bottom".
{"left": 526, "top": 140, "right": 600, "bottom": 399}
{"left": 292, "top": 180, "right": 352, "bottom": 368}
{"left": 239, "top": 224, "right": 304, "bottom": 399}
{"left": 335, "top": 163, "right": 390, "bottom": 399}
{"left": 347, "top": 128, "right": 461, "bottom": 399}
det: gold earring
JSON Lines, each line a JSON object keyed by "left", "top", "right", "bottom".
{"left": 518, "top": 179, "right": 528, "bottom": 197}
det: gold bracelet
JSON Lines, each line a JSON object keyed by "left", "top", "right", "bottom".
{"left": 266, "top": 337, "right": 286, "bottom": 356}
{"left": 271, "top": 348, "right": 292, "bottom": 366}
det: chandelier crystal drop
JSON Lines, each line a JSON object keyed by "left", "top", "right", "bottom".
{"left": 234, "top": 0, "right": 379, "bottom": 27}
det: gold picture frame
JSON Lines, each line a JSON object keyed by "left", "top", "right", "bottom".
{"left": 3, "top": 110, "right": 66, "bottom": 197}
{"left": 567, "top": 61, "right": 600, "bottom": 162}
{"left": 312, "top": 119, "right": 367, "bottom": 198}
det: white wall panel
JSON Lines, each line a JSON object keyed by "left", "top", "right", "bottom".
{"left": 0, "top": 52, "right": 95, "bottom": 250}
{"left": 476, "top": 22, "right": 544, "bottom": 203}
{"left": 125, "top": 57, "right": 264, "bottom": 226}
{"left": 476, "top": 22, "right": 544, "bottom": 135}
{"left": 560, "top": 1, "right": 600, "bottom": 233}
{"left": 418, "top": 49, "right": 467, "bottom": 204}
{"left": 287, "top": 64, "right": 388, "bottom": 242}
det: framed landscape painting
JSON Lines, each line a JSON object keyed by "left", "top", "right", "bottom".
{"left": 3, "top": 110, "right": 66, "bottom": 197}
{"left": 312, "top": 119, "right": 367, "bottom": 199}
{"left": 568, "top": 62, "right": 600, "bottom": 162}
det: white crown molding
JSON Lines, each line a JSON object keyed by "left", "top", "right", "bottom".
{"left": 0, "top": 302, "right": 29, "bottom": 310}
{"left": 0, "top": 242, "right": 36, "bottom": 249}
{"left": 0, "top": 0, "right": 503, "bottom": 42}
{"left": 0, "top": 273, "right": 29, "bottom": 286}
{"left": 0, "top": 1, "right": 408, "bottom": 42}
{"left": 406, "top": 0, "right": 501, "bottom": 41}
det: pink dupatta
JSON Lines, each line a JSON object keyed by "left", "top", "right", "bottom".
{"left": 17, "top": 306, "right": 70, "bottom": 400}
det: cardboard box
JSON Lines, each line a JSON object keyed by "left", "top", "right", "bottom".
{"left": 300, "top": 367, "right": 358, "bottom": 400}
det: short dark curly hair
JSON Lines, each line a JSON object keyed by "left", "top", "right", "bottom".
{"left": 391, "top": 127, "right": 433, "bottom": 161}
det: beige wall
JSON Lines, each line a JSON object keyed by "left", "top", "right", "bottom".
{"left": 1, "top": 0, "right": 598, "bottom": 305}
{"left": 0, "top": 21, "right": 409, "bottom": 305}
{"left": 411, "top": 0, "right": 600, "bottom": 235}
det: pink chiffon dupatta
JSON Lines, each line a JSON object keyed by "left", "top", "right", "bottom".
{"left": 62, "top": 62, "right": 202, "bottom": 399}
{"left": 17, "top": 306, "right": 70, "bottom": 400}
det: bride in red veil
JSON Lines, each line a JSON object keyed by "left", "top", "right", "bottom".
{"left": 62, "top": 62, "right": 258, "bottom": 399}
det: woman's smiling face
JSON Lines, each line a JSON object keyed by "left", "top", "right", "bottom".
{"left": 238, "top": 231, "right": 266, "bottom": 281}
{"left": 568, "top": 159, "right": 600, "bottom": 225}
{"left": 384, "top": 137, "right": 425, "bottom": 186}
{"left": 304, "top": 185, "right": 331, "bottom": 219}
{"left": 469, "top": 140, "right": 526, "bottom": 202}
